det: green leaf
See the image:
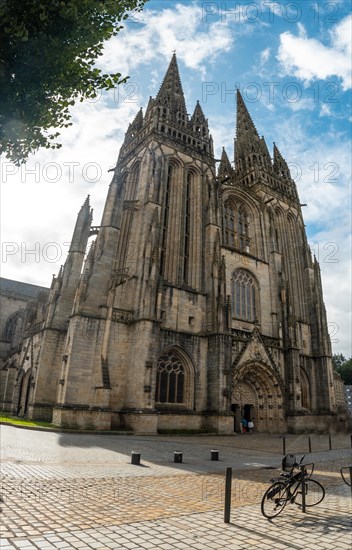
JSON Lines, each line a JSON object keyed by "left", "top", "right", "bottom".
{"left": 0, "top": 0, "right": 149, "bottom": 164}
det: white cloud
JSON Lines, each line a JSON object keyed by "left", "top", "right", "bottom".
{"left": 277, "top": 15, "right": 352, "bottom": 90}
{"left": 286, "top": 97, "right": 315, "bottom": 112}
{"left": 319, "top": 103, "right": 332, "bottom": 117}
{"left": 260, "top": 47, "right": 271, "bottom": 64}
{"left": 297, "top": 22, "right": 307, "bottom": 39}
{"left": 261, "top": 2, "right": 282, "bottom": 17}
{"left": 98, "top": 3, "right": 234, "bottom": 79}
{"left": 0, "top": 95, "right": 141, "bottom": 286}
{"left": 331, "top": 13, "right": 352, "bottom": 57}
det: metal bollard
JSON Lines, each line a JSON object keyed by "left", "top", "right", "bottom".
{"left": 301, "top": 466, "right": 306, "bottom": 513}
{"left": 224, "top": 467, "right": 232, "bottom": 523}
{"left": 131, "top": 452, "right": 140, "bottom": 465}
{"left": 211, "top": 450, "right": 219, "bottom": 461}
{"left": 174, "top": 451, "right": 183, "bottom": 463}
{"left": 328, "top": 434, "right": 332, "bottom": 450}
{"left": 308, "top": 436, "right": 312, "bottom": 453}
{"left": 282, "top": 435, "right": 286, "bottom": 455}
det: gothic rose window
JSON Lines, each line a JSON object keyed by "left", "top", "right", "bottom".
{"left": 223, "top": 199, "right": 250, "bottom": 252}
{"left": 232, "top": 269, "right": 258, "bottom": 322}
{"left": 155, "top": 350, "right": 185, "bottom": 404}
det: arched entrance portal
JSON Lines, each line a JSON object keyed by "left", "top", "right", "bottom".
{"left": 231, "top": 361, "right": 285, "bottom": 433}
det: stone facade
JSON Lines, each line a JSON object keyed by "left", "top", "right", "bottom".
{"left": 0, "top": 278, "right": 49, "bottom": 413}
{"left": 1, "top": 55, "right": 347, "bottom": 433}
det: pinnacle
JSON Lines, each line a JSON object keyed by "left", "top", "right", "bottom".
{"left": 82, "top": 195, "right": 90, "bottom": 208}
{"left": 218, "top": 147, "right": 232, "bottom": 179}
{"left": 87, "top": 240, "right": 96, "bottom": 260}
{"left": 273, "top": 142, "right": 284, "bottom": 159}
{"left": 191, "top": 100, "right": 207, "bottom": 123}
{"left": 273, "top": 142, "right": 290, "bottom": 178}
{"left": 236, "top": 89, "right": 259, "bottom": 140}
{"left": 130, "top": 108, "right": 144, "bottom": 129}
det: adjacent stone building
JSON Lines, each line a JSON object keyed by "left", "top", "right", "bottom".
{"left": 0, "top": 278, "right": 49, "bottom": 413}
{"left": 1, "top": 55, "right": 347, "bottom": 433}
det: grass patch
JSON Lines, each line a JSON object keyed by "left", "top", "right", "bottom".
{"left": 157, "top": 428, "right": 213, "bottom": 435}
{"left": 0, "top": 411, "right": 56, "bottom": 429}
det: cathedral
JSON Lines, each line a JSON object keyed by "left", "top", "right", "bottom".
{"left": 0, "top": 55, "right": 347, "bottom": 433}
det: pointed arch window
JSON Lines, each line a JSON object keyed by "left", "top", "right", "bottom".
{"left": 232, "top": 269, "right": 258, "bottom": 322}
{"left": 223, "top": 200, "right": 236, "bottom": 247}
{"left": 182, "top": 172, "right": 192, "bottom": 284}
{"left": 238, "top": 205, "right": 250, "bottom": 252}
{"left": 300, "top": 368, "right": 311, "bottom": 411}
{"left": 223, "top": 199, "right": 251, "bottom": 252}
{"left": 126, "top": 163, "right": 140, "bottom": 201}
{"left": 160, "top": 164, "right": 173, "bottom": 277}
{"left": 155, "top": 350, "right": 185, "bottom": 404}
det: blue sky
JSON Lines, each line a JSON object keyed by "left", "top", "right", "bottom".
{"left": 1, "top": 0, "right": 351, "bottom": 355}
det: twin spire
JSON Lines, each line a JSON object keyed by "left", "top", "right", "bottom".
{"left": 123, "top": 54, "right": 292, "bottom": 186}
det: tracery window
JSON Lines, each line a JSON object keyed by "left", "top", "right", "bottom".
{"left": 300, "top": 368, "right": 311, "bottom": 410}
{"left": 223, "top": 201, "right": 235, "bottom": 247}
{"left": 238, "top": 205, "right": 250, "bottom": 252}
{"left": 223, "top": 199, "right": 250, "bottom": 252}
{"left": 160, "top": 165, "right": 172, "bottom": 277}
{"left": 232, "top": 269, "right": 258, "bottom": 322}
{"left": 155, "top": 350, "right": 185, "bottom": 404}
{"left": 182, "top": 172, "right": 192, "bottom": 284}
{"left": 125, "top": 163, "right": 140, "bottom": 200}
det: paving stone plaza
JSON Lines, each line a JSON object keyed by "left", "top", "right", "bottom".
{"left": 1, "top": 426, "right": 351, "bottom": 549}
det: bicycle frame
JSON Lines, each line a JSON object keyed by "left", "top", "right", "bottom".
{"left": 272, "top": 470, "right": 307, "bottom": 504}
{"left": 261, "top": 455, "right": 325, "bottom": 519}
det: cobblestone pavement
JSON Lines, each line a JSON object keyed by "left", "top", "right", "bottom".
{"left": 1, "top": 426, "right": 351, "bottom": 549}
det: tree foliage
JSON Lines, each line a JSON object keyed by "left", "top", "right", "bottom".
{"left": 0, "top": 0, "right": 147, "bottom": 164}
{"left": 332, "top": 354, "right": 352, "bottom": 385}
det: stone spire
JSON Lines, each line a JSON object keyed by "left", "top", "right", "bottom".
{"left": 273, "top": 142, "right": 291, "bottom": 180}
{"left": 155, "top": 53, "right": 187, "bottom": 120}
{"left": 45, "top": 196, "right": 92, "bottom": 329}
{"left": 218, "top": 147, "right": 233, "bottom": 181}
{"left": 236, "top": 89, "right": 260, "bottom": 142}
{"left": 190, "top": 100, "right": 210, "bottom": 139}
{"left": 128, "top": 108, "right": 144, "bottom": 133}
{"left": 70, "top": 195, "right": 93, "bottom": 254}
{"left": 191, "top": 100, "right": 207, "bottom": 125}
{"left": 124, "top": 108, "right": 144, "bottom": 145}
{"left": 234, "top": 90, "right": 271, "bottom": 174}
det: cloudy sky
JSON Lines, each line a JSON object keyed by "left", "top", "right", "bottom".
{"left": 1, "top": 0, "right": 351, "bottom": 356}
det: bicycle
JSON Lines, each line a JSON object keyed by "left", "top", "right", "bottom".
{"left": 261, "top": 454, "right": 325, "bottom": 519}
{"left": 340, "top": 466, "right": 352, "bottom": 486}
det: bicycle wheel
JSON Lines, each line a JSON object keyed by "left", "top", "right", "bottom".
{"left": 295, "top": 479, "right": 325, "bottom": 507}
{"left": 261, "top": 481, "right": 289, "bottom": 518}
{"left": 340, "top": 467, "right": 352, "bottom": 486}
